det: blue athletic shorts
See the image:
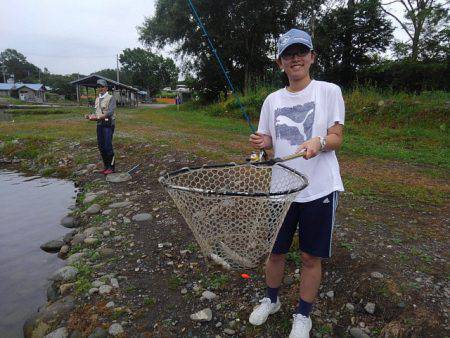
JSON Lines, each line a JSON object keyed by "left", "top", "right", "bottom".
{"left": 271, "top": 191, "right": 339, "bottom": 258}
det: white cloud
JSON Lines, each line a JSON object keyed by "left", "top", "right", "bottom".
{"left": 0, "top": 0, "right": 156, "bottom": 74}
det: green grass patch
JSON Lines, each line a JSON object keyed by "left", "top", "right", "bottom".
{"left": 204, "top": 272, "right": 230, "bottom": 290}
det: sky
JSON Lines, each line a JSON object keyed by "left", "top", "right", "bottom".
{"left": 0, "top": 0, "right": 157, "bottom": 75}
{"left": 0, "top": 0, "right": 411, "bottom": 76}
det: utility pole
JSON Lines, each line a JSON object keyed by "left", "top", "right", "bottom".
{"left": 116, "top": 54, "right": 120, "bottom": 83}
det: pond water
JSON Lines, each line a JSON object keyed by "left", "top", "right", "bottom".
{"left": 0, "top": 170, "right": 77, "bottom": 337}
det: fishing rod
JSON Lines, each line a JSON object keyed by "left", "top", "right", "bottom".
{"left": 186, "top": 0, "right": 256, "bottom": 134}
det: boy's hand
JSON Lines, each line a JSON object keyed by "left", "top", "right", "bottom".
{"left": 88, "top": 114, "right": 98, "bottom": 121}
{"left": 249, "top": 133, "right": 272, "bottom": 150}
{"left": 298, "top": 137, "right": 321, "bottom": 160}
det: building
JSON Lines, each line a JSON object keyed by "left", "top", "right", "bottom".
{"left": 0, "top": 82, "right": 47, "bottom": 103}
{"left": 70, "top": 74, "right": 139, "bottom": 107}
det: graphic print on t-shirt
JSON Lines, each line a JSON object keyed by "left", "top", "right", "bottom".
{"left": 274, "top": 102, "right": 315, "bottom": 145}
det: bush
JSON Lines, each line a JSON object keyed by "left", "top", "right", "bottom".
{"left": 357, "top": 61, "right": 450, "bottom": 92}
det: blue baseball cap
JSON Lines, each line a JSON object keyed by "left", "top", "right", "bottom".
{"left": 277, "top": 29, "right": 313, "bottom": 59}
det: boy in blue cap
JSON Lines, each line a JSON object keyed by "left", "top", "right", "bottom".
{"left": 249, "top": 29, "right": 345, "bottom": 337}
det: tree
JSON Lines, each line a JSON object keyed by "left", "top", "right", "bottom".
{"left": 93, "top": 68, "right": 132, "bottom": 85}
{"left": 381, "top": 0, "right": 449, "bottom": 61}
{"left": 138, "top": 0, "right": 324, "bottom": 100}
{"left": 0, "top": 49, "right": 41, "bottom": 82}
{"left": 314, "top": 0, "right": 394, "bottom": 86}
{"left": 119, "top": 48, "right": 178, "bottom": 95}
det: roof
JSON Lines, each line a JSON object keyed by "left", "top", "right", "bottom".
{"left": 0, "top": 83, "right": 14, "bottom": 90}
{"left": 137, "top": 90, "right": 148, "bottom": 95}
{"left": 70, "top": 74, "right": 139, "bottom": 92}
{"left": 0, "top": 83, "right": 46, "bottom": 91}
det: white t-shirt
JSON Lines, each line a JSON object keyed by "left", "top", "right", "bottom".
{"left": 258, "top": 80, "right": 345, "bottom": 202}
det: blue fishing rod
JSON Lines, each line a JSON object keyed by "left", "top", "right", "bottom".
{"left": 186, "top": 0, "right": 257, "bottom": 134}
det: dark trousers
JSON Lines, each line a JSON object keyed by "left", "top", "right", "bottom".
{"left": 97, "top": 124, "right": 115, "bottom": 170}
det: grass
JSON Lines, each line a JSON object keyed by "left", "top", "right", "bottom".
{"left": 0, "top": 88, "right": 448, "bottom": 206}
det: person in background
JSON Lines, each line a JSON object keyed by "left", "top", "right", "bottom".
{"left": 85, "top": 79, "right": 117, "bottom": 174}
{"left": 248, "top": 28, "right": 345, "bottom": 338}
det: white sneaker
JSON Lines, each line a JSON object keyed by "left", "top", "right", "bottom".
{"left": 289, "top": 314, "right": 312, "bottom": 338}
{"left": 249, "top": 297, "right": 281, "bottom": 326}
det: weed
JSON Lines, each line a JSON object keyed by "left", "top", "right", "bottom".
{"left": 143, "top": 296, "right": 156, "bottom": 306}
{"left": 340, "top": 242, "right": 353, "bottom": 250}
{"left": 205, "top": 273, "right": 230, "bottom": 290}
{"left": 168, "top": 276, "right": 183, "bottom": 290}
{"left": 286, "top": 251, "right": 301, "bottom": 266}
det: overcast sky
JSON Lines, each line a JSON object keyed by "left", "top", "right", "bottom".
{"left": 0, "top": 0, "right": 156, "bottom": 75}
{"left": 0, "top": 0, "right": 410, "bottom": 76}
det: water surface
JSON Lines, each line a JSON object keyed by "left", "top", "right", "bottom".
{"left": 0, "top": 170, "right": 76, "bottom": 337}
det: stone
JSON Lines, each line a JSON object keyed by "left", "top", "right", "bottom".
{"left": 69, "top": 330, "right": 82, "bottom": 338}
{"left": 349, "top": 327, "right": 370, "bottom": 338}
{"left": 85, "top": 204, "right": 101, "bottom": 215}
{"left": 364, "top": 302, "right": 375, "bottom": 314}
{"left": 50, "top": 266, "right": 78, "bottom": 282}
{"left": 92, "top": 280, "right": 105, "bottom": 288}
{"left": 83, "top": 194, "right": 97, "bottom": 204}
{"left": 70, "top": 233, "right": 86, "bottom": 246}
{"left": 66, "top": 252, "right": 84, "bottom": 265}
{"left": 345, "top": 303, "right": 355, "bottom": 311}
{"left": 59, "top": 283, "right": 74, "bottom": 295}
{"left": 84, "top": 237, "right": 99, "bottom": 245}
{"left": 106, "top": 172, "right": 132, "bottom": 183}
{"left": 370, "top": 272, "right": 384, "bottom": 279}
{"left": 326, "top": 291, "right": 334, "bottom": 299}
{"left": 181, "top": 288, "right": 188, "bottom": 295}
{"left": 61, "top": 216, "right": 80, "bottom": 228}
{"left": 99, "top": 285, "right": 113, "bottom": 294}
{"left": 108, "top": 323, "right": 124, "bottom": 336}
{"left": 23, "top": 315, "right": 50, "bottom": 338}
{"left": 89, "top": 288, "right": 99, "bottom": 295}
{"left": 39, "top": 296, "right": 75, "bottom": 321}
{"left": 102, "top": 209, "right": 112, "bottom": 215}
{"left": 106, "top": 301, "right": 115, "bottom": 308}
{"left": 190, "top": 308, "right": 213, "bottom": 322}
{"left": 41, "top": 239, "right": 65, "bottom": 253}
{"left": 59, "top": 245, "right": 70, "bottom": 255}
{"left": 88, "top": 327, "right": 108, "bottom": 338}
{"left": 201, "top": 290, "right": 217, "bottom": 301}
{"left": 84, "top": 227, "right": 102, "bottom": 237}
{"left": 283, "top": 275, "right": 294, "bottom": 286}
{"left": 109, "top": 201, "right": 132, "bottom": 209}
{"left": 132, "top": 213, "right": 153, "bottom": 222}
{"left": 110, "top": 278, "right": 119, "bottom": 288}
{"left": 47, "top": 283, "right": 60, "bottom": 302}
{"left": 224, "top": 328, "right": 236, "bottom": 335}
{"left": 63, "top": 231, "right": 76, "bottom": 244}
{"left": 44, "top": 327, "right": 68, "bottom": 338}
{"left": 99, "top": 247, "right": 114, "bottom": 258}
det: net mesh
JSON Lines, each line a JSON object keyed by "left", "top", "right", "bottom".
{"left": 160, "top": 163, "right": 308, "bottom": 269}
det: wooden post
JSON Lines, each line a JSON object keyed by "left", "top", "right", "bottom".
{"left": 76, "top": 84, "right": 80, "bottom": 104}
{"left": 86, "top": 86, "right": 89, "bottom": 107}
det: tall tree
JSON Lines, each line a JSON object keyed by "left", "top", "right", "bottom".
{"left": 380, "top": 0, "right": 449, "bottom": 61}
{"left": 93, "top": 68, "right": 132, "bottom": 85}
{"left": 138, "top": 0, "right": 323, "bottom": 100}
{"left": 314, "top": 0, "right": 393, "bottom": 86}
{"left": 119, "top": 48, "right": 178, "bottom": 95}
{"left": 0, "top": 49, "right": 41, "bottom": 83}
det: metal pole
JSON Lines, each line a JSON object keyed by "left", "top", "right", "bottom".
{"left": 116, "top": 54, "right": 120, "bottom": 83}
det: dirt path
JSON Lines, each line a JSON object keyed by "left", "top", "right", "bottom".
{"left": 2, "top": 133, "right": 447, "bottom": 337}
